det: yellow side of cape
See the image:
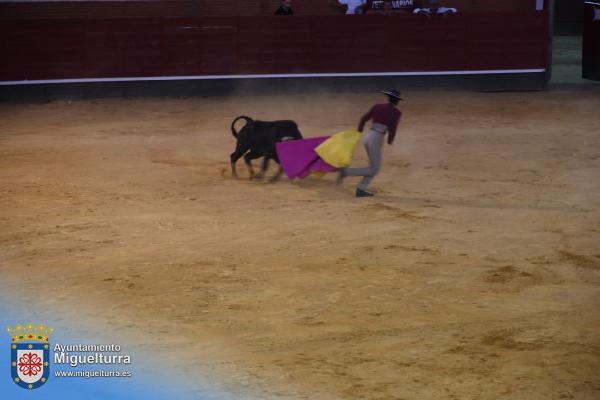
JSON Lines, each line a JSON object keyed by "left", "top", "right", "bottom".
{"left": 314, "top": 130, "right": 361, "bottom": 168}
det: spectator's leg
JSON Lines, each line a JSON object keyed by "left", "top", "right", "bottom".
{"left": 437, "top": 7, "right": 457, "bottom": 14}
{"left": 413, "top": 8, "right": 431, "bottom": 14}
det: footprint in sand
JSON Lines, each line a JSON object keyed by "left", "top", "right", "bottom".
{"left": 148, "top": 149, "right": 196, "bottom": 167}
{"left": 484, "top": 265, "right": 533, "bottom": 284}
{"left": 365, "top": 203, "right": 427, "bottom": 220}
{"left": 480, "top": 328, "right": 545, "bottom": 351}
{"left": 558, "top": 250, "right": 600, "bottom": 270}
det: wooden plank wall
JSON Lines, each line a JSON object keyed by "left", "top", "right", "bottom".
{"left": 0, "top": 0, "right": 545, "bottom": 19}
{"left": 0, "top": 12, "right": 549, "bottom": 81}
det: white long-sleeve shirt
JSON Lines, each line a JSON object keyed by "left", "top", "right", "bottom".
{"left": 338, "top": 0, "right": 366, "bottom": 14}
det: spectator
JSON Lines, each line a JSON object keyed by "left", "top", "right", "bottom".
{"left": 337, "top": 0, "right": 367, "bottom": 15}
{"left": 275, "top": 0, "right": 294, "bottom": 15}
{"left": 413, "top": 0, "right": 457, "bottom": 16}
{"left": 381, "top": 0, "right": 394, "bottom": 15}
{"left": 367, "top": 0, "right": 415, "bottom": 14}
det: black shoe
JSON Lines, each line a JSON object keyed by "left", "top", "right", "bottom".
{"left": 336, "top": 169, "right": 346, "bottom": 185}
{"left": 356, "top": 188, "right": 374, "bottom": 197}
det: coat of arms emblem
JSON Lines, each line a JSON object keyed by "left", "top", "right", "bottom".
{"left": 7, "top": 323, "right": 53, "bottom": 390}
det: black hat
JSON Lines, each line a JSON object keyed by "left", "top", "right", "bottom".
{"left": 381, "top": 89, "right": 403, "bottom": 101}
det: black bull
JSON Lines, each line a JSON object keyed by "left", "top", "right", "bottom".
{"left": 229, "top": 116, "right": 303, "bottom": 180}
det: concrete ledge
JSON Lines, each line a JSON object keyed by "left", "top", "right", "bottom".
{"left": 0, "top": 73, "right": 550, "bottom": 103}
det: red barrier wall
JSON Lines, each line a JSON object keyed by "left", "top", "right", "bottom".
{"left": 0, "top": 0, "right": 544, "bottom": 19}
{"left": 0, "top": 13, "right": 549, "bottom": 82}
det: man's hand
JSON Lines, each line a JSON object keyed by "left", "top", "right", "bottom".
{"left": 334, "top": 1, "right": 348, "bottom": 12}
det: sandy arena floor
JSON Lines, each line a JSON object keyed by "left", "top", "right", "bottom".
{"left": 1, "top": 90, "right": 600, "bottom": 399}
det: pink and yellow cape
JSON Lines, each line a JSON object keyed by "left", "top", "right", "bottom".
{"left": 275, "top": 130, "right": 361, "bottom": 180}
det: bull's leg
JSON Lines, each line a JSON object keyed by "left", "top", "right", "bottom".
{"left": 258, "top": 145, "right": 281, "bottom": 180}
{"left": 270, "top": 166, "right": 285, "bottom": 182}
{"left": 244, "top": 150, "right": 262, "bottom": 180}
{"left": 255, "top": 155, "right": 272, "bottom": 180}
{"left": 230, "top": 145, "right": 249, "bottom": 178}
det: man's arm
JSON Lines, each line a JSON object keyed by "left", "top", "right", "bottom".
{"left": 387, "top": 113, "right": 401, "bottom": 144}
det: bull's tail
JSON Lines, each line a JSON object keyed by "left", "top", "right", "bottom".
{"left": 231, "top": 116, "right": 253, "bottom": 139}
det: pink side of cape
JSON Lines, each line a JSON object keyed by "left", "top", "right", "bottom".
{"left": 276, "top": 137, "right": 337, "bottom": 180}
